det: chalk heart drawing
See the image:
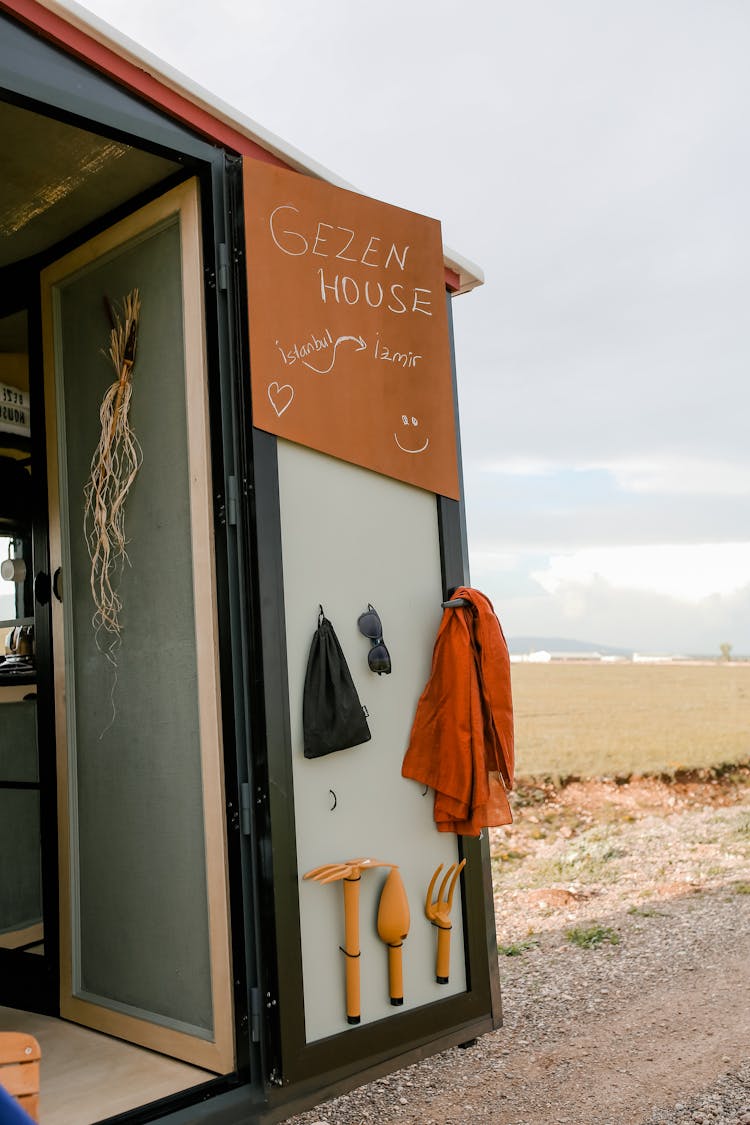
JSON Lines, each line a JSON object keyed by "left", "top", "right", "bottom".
{"left": 268, "top": 380, "right": 294, "bottom": 417}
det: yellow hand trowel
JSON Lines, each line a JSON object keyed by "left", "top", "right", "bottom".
{"left": 376, "top": 866, "right": 410, "bottom": 1006}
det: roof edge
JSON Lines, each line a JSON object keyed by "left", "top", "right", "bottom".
{"left": 443, "top": 249, "right": 485, "bottom": 295}
{"left": 22, "top": 0, "right": 484, "bottom": 293}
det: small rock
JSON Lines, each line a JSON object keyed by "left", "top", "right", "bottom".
{"left": 524, "top": 887, "right": 579, "bottom": 907}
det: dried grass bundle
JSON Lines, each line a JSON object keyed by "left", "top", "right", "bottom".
{"left": 83, "top": 289, "right": 142, "bottom": 650}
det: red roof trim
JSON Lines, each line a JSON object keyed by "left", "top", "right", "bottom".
{"left": 0, "top": 0, "right": 287, "bottom": 164}
{"left": 444, "top": 268, "right": 461, "bottom": 293}
{"left": 0, "top": 0, "right": 461, "bottom": 288}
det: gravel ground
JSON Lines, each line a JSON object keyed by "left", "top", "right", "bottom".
{"left": 643, "top": 1062, "right": 750, "bottom": 1125}
{"left": 283, "top": 770, "right": 750, "bottom": 1125}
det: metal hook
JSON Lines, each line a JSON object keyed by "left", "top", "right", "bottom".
{"left": 422, "top": 785, "right": 429, "bottom": 796}
{"left": 329, "top": 789, "right": 337, "bottom": 811}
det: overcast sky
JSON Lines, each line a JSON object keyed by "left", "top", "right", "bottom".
{"left": 80, "top": 0, "right": 750, "bottom": 653}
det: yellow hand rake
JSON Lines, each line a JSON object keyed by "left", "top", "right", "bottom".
{"left": 425, "top": 859, "right": 466, "bottom": 983}
{"left": 304, "top": 858, "right": 390, "bottom": 1024}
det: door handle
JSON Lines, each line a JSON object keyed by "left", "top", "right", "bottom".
{"left": 34, "top": 571, "right": 51, "bottom": 606}
{"left": 52, "top": 567, "right": 63, "bottom": 603}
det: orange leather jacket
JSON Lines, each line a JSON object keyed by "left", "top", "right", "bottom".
{"left": 402, "top": 586, "right": 514, "bottom": 835}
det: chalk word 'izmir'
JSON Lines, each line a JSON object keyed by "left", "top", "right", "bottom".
{"left": 374, "top": 335, "right": 422, "bottom": 368}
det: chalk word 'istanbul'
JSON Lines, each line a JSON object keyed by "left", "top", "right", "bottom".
{"left": 268, "top": 204, "right": 433, "bottom": 317}
{"left": 276, "top": 329, "right": 333, "bottom": 366}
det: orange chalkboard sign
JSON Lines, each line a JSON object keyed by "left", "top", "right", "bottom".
{"left": 243, "top": 159, "right": 460, "bottom": 499}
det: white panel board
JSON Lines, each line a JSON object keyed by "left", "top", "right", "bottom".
{"left": 278, "top": 440, "right": 467, "bottom": 1043}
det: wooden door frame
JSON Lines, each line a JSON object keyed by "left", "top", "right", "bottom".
{"left": 40, "top": 179, "right": 235, "bottom": 1073}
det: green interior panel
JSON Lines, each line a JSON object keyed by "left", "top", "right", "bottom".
{"left": 0, "top": 700, "right": 38, "bottom": 782}
{"left": 0, "top": 789, "right": 42, "bottom": 936}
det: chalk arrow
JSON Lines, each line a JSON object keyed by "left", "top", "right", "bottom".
{"left": 302, "top": 334, "right": 366, "bottom": 374}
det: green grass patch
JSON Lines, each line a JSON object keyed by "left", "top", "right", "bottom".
{"left": 733, "top": 882, "right": 750, "bottom": 895}
{"left": 494, "top": 849, "right": 528, "bottom": 863}
{"left": 627, "top": 905, "right": 665, "bottom": 918}
{"left": 733, "top": 815, "right": 750, "bottom": 839}
{"left": 497, "top": 937, "right": 539, "bottom": 957}
{"left": 526, "top": 833, "right": 626, "bottom": 889}
{"left": 566, "top": 923, "right": 620, "bottom": 949}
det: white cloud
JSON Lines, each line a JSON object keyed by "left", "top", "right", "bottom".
{"left": 467, "top": 549, "right": 522, "bottom": 572}
{"left": 476, "top": 456, "right": 750, "bottom": 496}
{"left": 476, "top": 458, "right": 560, "bottom": 477}
{"left": 491, "top": 579, "right": 750, "bottom": 654}
{"left": 531, "top": 542, "right": 750, "bottom": 602}
{"left": 598, "top": 459, "right": 750, "bottom": 496}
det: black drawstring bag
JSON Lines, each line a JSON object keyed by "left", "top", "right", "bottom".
{"left": 303, "top": 607, "right": 371, "bottom": 758}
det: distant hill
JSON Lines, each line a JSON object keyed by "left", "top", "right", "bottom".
{"left": 507, "top": 636, "right": 632, "bottom": 657}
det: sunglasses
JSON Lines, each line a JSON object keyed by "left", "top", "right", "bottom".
{"left": 357, "top": 603, "right": 392, "bottom": 675}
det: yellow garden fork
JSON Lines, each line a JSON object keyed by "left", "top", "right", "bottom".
{"left": 304, "top": 858, "right": 390, "bottom": 1024}
{"left": 424, "top": 859, "right": 466, "bottom": 983}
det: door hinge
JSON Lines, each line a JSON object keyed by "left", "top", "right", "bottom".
{"left": 226, "top": 475, "right": 238, "bottom": 526}
{"left": 249, "top": 986, "right": 262, "bottom": 1043}
{"left": 240, "top": 780, "right": 252, "bottom": 835}
{"left": 217, "top": 242, "right": 229, "bottom": 291}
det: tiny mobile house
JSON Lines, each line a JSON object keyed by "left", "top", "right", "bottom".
{"left": 0, "top": 2, "right": 501, "bottom": 1121}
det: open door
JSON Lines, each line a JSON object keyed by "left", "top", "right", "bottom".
{"left": 40, "top": 180, "right": 234, "bottom": 1073}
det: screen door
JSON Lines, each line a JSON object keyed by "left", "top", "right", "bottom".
{"left": 40, "top": 181, "right": 234, "bottom": 1072}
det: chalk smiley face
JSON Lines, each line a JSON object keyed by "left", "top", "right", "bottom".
{"left": 394, "top": 414, "right": 430, "bottom": 455}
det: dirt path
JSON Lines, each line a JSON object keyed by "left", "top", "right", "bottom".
{"left": 457, "top": 937, "right": 750, "bottom": 1124}
{"left": 285, "top": 771, "right": 750, "bottom": 1125}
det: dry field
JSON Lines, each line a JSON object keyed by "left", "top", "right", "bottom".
{"left": 510, "top": 661, "right": 750, "bottom": 779}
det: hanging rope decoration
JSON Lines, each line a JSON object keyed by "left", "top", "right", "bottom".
{"left": 83, "top": 289, "right": 143, "bottom": 651}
